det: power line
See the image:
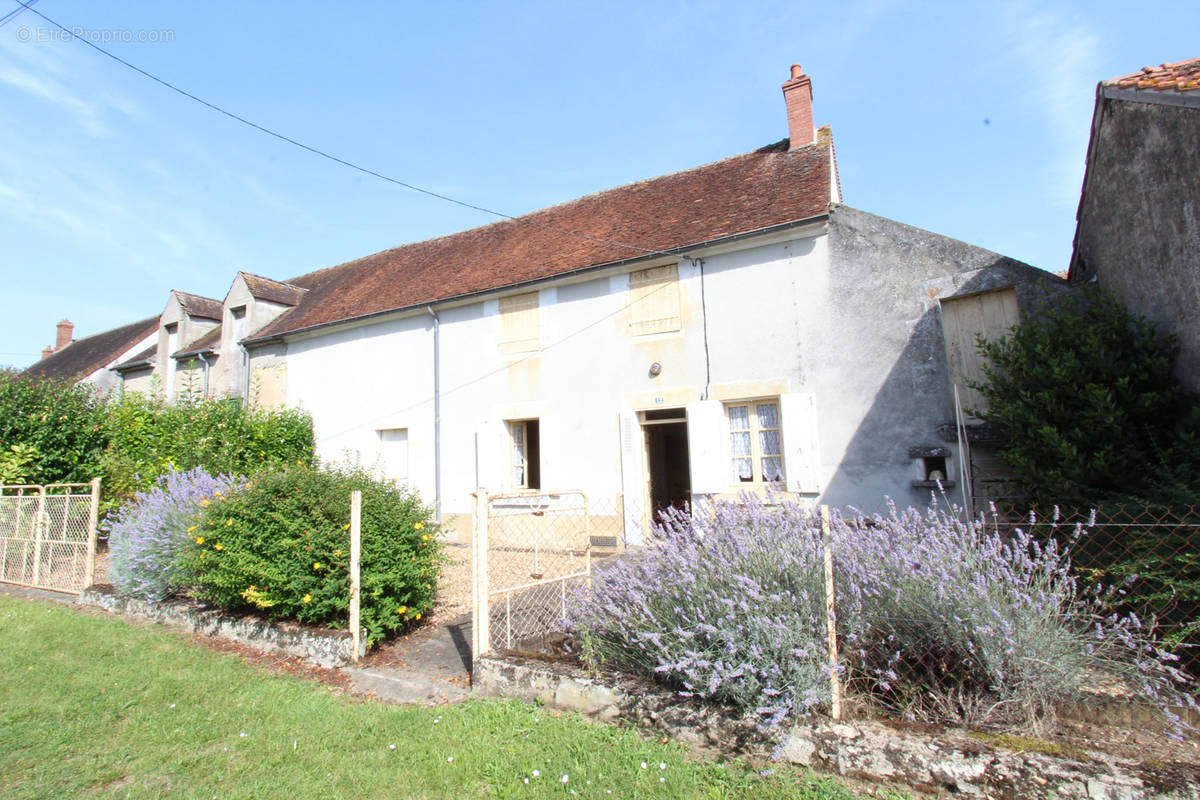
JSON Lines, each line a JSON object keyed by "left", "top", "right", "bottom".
{"left": 11, "top": 1, "right": 688, "bottom": 263}
{"left": 0, "top": 0, "right": 36, "bottom": 28}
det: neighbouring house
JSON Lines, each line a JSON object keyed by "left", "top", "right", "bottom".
{"left": 1068, "top": 57, "right": 1200, "bottom": 390}
{"left": 30, "top": 65, "right": 1066, "bottom": 540}
{"left": 23, "top": 316, "right": 158, "bottom": 394}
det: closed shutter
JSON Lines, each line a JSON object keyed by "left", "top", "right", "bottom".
{"left": 628, "top": 265, "right": 681, "bottom": 335}
{"left": 779, "top": 392, "right": 821, "bottom": 494}
{"left": 685, "top": 400, "right": 727, "bottom": 495}
{"left": 618, "top": 410, "right": 644, "bottom": 546}
{"left": 499, "top": 292, "right": 540, "bottom": 353}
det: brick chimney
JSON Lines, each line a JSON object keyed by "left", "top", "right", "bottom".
{"left": 55, "top": 319, "right": 74, "bottom": 351}
{"left": 41, "top": 345, "right": 54, "bottom": 360}
{"left": 782, "top": 64, "right": 815, "bottom": 149}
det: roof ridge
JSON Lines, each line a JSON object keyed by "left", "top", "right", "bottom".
{"left": 284, "top": 138, "right": 829, "bottom": 286}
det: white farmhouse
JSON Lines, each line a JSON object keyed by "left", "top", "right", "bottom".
{"left": 30, "top": 65, "right": 1065, "bottom": 541}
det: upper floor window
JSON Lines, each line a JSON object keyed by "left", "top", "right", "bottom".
{"left": 628, "top": 264, "right": 681, "bottom": 336}
{"left": 499, "top": 292, "right": 539, "bottom": 353}
{"left": 727, "top": 400, "right": 784, "bottom": 484}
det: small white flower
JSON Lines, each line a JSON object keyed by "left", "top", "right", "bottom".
{"left": 168, "top": 703, "right": 176, "bottom": 709}
{"left": 532, "top": 769, "right": 540, "bottom": 777}
{"left": 239, "top": 732, "right": 247, "bottom": 738}
{"left": 560, "top": 774, "right": 569, "bottom": 783}
{"left": 659, "top": 776, "right": 666, "bottom": 782}
{"left": 640, "top": 762, "right": 647, "bottom": 769}
{"left": 388, "top": 744, "right": 396, "bottom": 750}
{"left": 523, "top": 778, "right": 529, "bottom": 784}
{"left": 659, "top": 762, "right": 666, "bottom": 770}
{"left": 446, "top": 756, "right": 454, "bottom": 763}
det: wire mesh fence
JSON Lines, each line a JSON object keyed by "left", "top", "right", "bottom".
{"left": 0, "top": 481, "right": 100, "bottom": 594}
{"left": 472, "top": 490, "right": 625, "bottom": 657}
{"left": 987, "top": 502, "right": 1200, "bottom": 677}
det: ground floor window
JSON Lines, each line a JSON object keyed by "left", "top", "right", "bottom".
{"left": 508, "top": 419, "right": 540, "bottom": 489}
{"left": 726, "top": 400, "right": 784, "bottom": 484}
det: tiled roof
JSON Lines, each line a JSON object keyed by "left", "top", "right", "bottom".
{"left": 24, "top": 316, "right": 158, "bottom": 381}
{"left": 251, "top": 135, "right": 833, "bottom": 340}
{"left": 175, "top": 327, "right": 220, "bottom": 358}
{"left": 1107, "top": 57, "right": 1200, "bottom": 93}
{"left": 240, "top": 272, "right": 307, "bottom": 307}
{"left": 174, "top": 291, "right": 223, "bottom": 320}
{"left": 113, "top": 343, "right": 157, "bottom": 372}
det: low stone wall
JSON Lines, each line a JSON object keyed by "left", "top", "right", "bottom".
{"left": 78, "top": 585, "right": 362, "bottom": 667}
{"left": 474, "top": 655, "right": 1200, "bottom": 799}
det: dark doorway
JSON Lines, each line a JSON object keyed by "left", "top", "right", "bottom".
{"left": 645, "top": 420, "right": 690, "bottom": 517}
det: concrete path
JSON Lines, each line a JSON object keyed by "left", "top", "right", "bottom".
{"left": 345, "top": 612, "right": 474, "bottom": 705}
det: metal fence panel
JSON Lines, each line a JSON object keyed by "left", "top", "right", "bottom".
{"left": 473, "top": 490, "right": 625, "bottom": 658}
{"left": 0, "top": 481, "right": 99, "bottom": 594}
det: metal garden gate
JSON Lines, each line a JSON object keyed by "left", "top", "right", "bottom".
{"left": 0, "top": 480, "right": 100, "bottom": 594}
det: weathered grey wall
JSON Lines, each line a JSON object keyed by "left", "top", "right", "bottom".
{"left": 1074, "top": 97, "right": 1200, "bottom": 390}
{"left": 822, "top": 206, "right": 1069, "bottom": 510}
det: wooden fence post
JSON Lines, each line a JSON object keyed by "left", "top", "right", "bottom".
{"left": 821, "top": 505, "right": 843, "bottom": 721}
{"left": 349, "top": 490, "right": 362, "bottom": 663}
{"left": 84, "top": 478, "right": 100, "bottom": 588}
{"left": 472, "top": 488, "right": 490, "bottom": 660}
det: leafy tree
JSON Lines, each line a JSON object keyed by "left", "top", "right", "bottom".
{"left": 0, "top": 369, "right": 107, "bottom": 485}
{"left": 971, "top": 289, "right": 1199, "bottom": 507}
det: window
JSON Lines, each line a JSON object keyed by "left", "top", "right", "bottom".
{"left": 727, "top": 400, "right": 784, "bottom": 484}
{"left": 628, "top": 264, "right": 681, "bottom": 335}
{"left": 499, "top": 292, "right": 539, "bottom": 353}
{"left": 230, "top": 306, "right": 247, "bottom": 343}
{"left": 378, "top": 428, "right": 409, "bottom": 481}
{"left": 509, "top": 419, "right": 540, "bottom": 489}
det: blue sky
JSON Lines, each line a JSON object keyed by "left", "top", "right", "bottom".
{"left": 1, "top": 1, "right": 1197, "bottom": 368}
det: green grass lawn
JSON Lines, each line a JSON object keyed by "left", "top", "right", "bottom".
{"left": 0, "top": 595, "right": 884, "bottom": 799}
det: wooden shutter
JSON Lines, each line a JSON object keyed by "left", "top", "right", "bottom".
{"left": 628, "top": 265, "right": 681, "bottom": 335}
{"left": 779, "top": 392, "right": 821, "bottom": 494}
{"left": 685, "top": 400, "right": 727, "bottom": 495}
{"left": 499, "top": 292, "right": 540, "bottom": 353}
{"left": 618, "top": 410, "right": 645, "bottom": 546}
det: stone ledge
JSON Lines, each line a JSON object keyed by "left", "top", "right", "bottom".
{"left": 77, "top": 585, "right": 363, "bottom": 667}
{"left": 473, "top": 654, "right": 1200, "bottom": 799}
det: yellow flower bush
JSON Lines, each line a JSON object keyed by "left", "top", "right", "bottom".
{"left": 173, "top": 462, "right": 442, "bottom": 646}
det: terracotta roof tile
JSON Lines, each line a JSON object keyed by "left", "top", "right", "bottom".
{"left": 175, "top": 327, "right": 221, "bottom": 357}
{"left": 174, "top": 291, "right": 223, "bottom": 320}
{"left": 239, "top": 272, "right": 307, "bottom": 306}
{"left": 25, "top": 316, "right": 159, "bottom": 381}
{"left": 251, "top": 138, "right": 832, "bottom": 340}
{"left": 113, "top": 343, "right": 158, "bottom": 372}
{"left": 1107, "top": 57, "right": 1200, "bottom": 93}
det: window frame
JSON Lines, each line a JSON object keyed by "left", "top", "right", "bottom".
{"left": 725, "top": 399, "right": 785, "bottom": 486}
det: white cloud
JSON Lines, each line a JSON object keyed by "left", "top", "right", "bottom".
{"left": 1007, "top": 5, "right": 1101, "bottom": 207}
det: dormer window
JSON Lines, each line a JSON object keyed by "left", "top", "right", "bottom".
{"left": 230, "top": 306, "right": 247, "bottom": 345}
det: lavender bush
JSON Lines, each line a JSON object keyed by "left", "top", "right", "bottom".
{"left": 570, "top": 501, "right": 833, "bottom": 727}
{"left": 836, "top": 503, "right": 1198, "bottom": 733}
{"left": 105, "top": 468, "right": 239, "bottom": 602}
{"left": 569, "top": 497, "right": 1198, "bottom": 735}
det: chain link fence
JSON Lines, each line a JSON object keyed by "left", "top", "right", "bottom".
{"left": 988, "top": 502, "right": 1200, "bottom": 677}
{"left": 472, "top": 490, "right": 625, "bottom": 657}
{"left": 0, "top": 481, "right": 101, "bottom": 594}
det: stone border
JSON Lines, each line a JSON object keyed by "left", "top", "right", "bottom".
{"left": 77, "top": 585, "right": 363, "bottom": 667}
{"left": 474, "top": 655, "right": 1200, "bottom": 799}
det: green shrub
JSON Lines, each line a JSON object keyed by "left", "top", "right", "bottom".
{"left": 971, "top": 288, "right": 1200, "bottom": 507}
{"left": 172, "top": 463, "right": 441, "bottom": 646}
{"left": 0, "top": 369, "right": 106, "bottom": 485}
{"left": 99, "top": 390, "right": 314, "bottom": 509}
